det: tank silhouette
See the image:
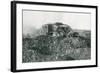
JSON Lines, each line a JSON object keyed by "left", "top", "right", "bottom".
{"left": 42, "top": 22, "right": 73, "bottom": 37}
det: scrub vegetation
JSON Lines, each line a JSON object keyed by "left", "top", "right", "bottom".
{"left": 22, "top": 22, "right": 91, "bottom": 63}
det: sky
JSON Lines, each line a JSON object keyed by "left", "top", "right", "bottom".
{"left": 23, "top": 10, "right": 91, "bottom": 34}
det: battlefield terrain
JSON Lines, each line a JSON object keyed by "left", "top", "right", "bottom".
{"left": 22, "top": 22, "right": 91, "bottom": 63}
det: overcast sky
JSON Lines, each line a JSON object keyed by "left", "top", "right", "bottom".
{"left": 23, "top": 10, "right": 91, "bottom": 34}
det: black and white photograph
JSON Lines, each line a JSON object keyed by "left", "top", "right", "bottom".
{"left": 22, "top": 10, "right": 91, "bottom": 63}
{"left": 11, "top": 1, "right": 97, "bottom": 72}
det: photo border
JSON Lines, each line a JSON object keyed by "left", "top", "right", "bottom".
{"left": 11, "top": 1, "right": 98, "bottom": 72}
